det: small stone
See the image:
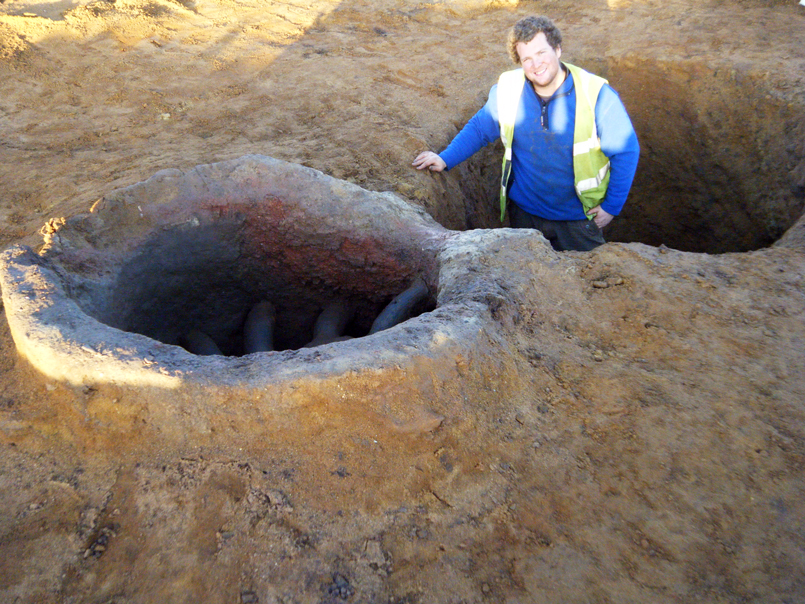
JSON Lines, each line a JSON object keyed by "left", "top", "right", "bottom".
{"left": 266, "top": 489, "right": 289, "bottom": 507}
{"left": 332, "top": 467, "right": 350, "bottom": 478}
{"left": 240, "top": 591, "right": 258, "bottom": 603}
{"left": 592, "top": 280, "right": 609, "bottom": 289}
{"left": 482, "top": 583, "right": 491, "bottom": 594}
{"left": 327, "top": 573, "right": 354, "bottom": 600}
{"left": 592, "top": 350, "right": 605, "bottom": 362}
{"left": 363, "top": 540, "right": 386, "bottom": 567}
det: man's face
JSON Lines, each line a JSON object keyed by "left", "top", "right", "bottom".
{"left": 515, "top": 32, "right": 563, "bottom": 95}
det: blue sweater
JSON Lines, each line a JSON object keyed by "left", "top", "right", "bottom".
{"left": 439, "top": 67, "right": 640, "bottom": 221}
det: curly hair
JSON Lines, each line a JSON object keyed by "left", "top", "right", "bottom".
{"left": 507, "top": 16, "right": 563, "bottom": 64}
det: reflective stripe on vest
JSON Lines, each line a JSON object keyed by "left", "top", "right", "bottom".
{"left": 496, "top": 63, "right": 610, "bottom": 221}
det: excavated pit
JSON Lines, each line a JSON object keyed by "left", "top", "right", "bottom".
{"left": 0, "top": 155, "right": 523, "bottom": 439}
{"left": 456, "top": 57, "right": 805, "bottom": 252}
{"left": 82, "top": 195, "right": 437, "bottom": 355}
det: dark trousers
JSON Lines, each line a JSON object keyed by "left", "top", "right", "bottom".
{"left": 509, "top": 203, "right": 605, "bottom": 252}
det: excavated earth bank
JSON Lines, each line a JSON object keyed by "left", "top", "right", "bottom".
{"left": 1, "top": 0, "right": 805, "bottom": 602}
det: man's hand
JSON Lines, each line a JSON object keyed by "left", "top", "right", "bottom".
{"left": 586, "top": 205, "right": 614, "bottom": 229}
{"left": 412, "top": 151, "right": 446, "bottom": 172}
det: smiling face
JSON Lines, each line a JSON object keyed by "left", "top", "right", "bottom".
{"left": 515, "top": 32, "right": 564, "bottom": 97}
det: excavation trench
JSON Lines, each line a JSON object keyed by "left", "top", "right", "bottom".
{"left": 455, "top": 57, "right": 805, "bottom": 253}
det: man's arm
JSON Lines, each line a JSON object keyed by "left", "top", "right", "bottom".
{"left": 412, "top": 151, "right": 447, "bottom": 172}
{"left": 595, "top": 84, "right": 640, "bottom": 219}
{"left": 412, "top": 85, "right": 502, "bottom": 173}
{"left": 586, "top": 205, "right": 615, "bottom": 228}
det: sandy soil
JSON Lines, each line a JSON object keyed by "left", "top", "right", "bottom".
{"left": 2, "top": 0, "right": 805, "bottom": 602}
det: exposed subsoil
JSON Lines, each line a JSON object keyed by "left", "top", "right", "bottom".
{"left": 1, "top": 0, "right": 805, "bottom": 602}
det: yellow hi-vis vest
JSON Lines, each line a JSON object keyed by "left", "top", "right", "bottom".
{"left": 496, "top": 63, "right": 611, "bottom": 221}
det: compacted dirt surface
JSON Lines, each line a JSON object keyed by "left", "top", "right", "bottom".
{"left": 2, "top": 0, "right": 805, "bottom": 602}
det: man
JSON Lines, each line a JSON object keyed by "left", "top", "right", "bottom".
{"left": 413, "top": 16, "right": 640, "bottom": 252}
